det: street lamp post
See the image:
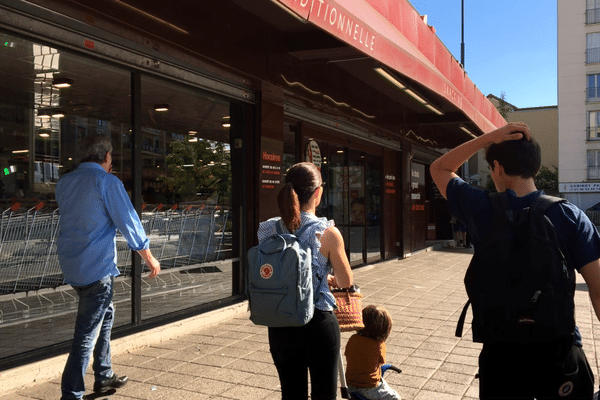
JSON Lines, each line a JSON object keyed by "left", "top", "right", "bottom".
{"left": 461, "top": 0, "right": 465, "bottom": 67}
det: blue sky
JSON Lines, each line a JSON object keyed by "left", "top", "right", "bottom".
{"left": 409, "top": 1, "right": 557, "bottom": 109}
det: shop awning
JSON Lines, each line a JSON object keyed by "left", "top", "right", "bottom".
{"left": 274, "top": 0, "right": 505, "bottom": 135}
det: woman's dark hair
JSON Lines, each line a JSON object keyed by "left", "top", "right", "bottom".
{"left": 358, "top": 305, "right": 393, "bottom": 342}
{"left": 79, "top": 134, "right": 113, "bottom": 163}
{"left": 277, "top": 162, "right": 322, "bottom": 232}
{"left": 485, "top": 136, "right": 541, "bottom": 179}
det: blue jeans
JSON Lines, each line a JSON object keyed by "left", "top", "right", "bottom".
{"left": 61, "top": 275, "right": 115, "bottom": 400}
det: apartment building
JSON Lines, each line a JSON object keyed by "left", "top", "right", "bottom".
{"left": 558, "top": 0, "right": 600, "bottom": 210}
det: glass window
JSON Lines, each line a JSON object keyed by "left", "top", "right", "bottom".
{"left": 587, "top": 33, "right": 600, "bottom": 64}
{"left": 347, "top": 151, "right": 365, "bottom": 264}
{"left": 283, "top": 120, "right": 297, "bottom": 172}
{"left": 588, "top": 74, "right": 600, "bottom": 101}
{"left": 0, "top": 31, "right": 133, "bottom": 360}
{"left": 140, "top": 75, "right": 234, "bottom": 319}
{"left": 588, "top": 0, "right": 600, "bottom": 24}
{"left": 365, "top": 157, "right": 381, "bottom": 262}
{"left": 588, "top": 111, "right": 600, "bottom": 140}
{"left": 0, "top": 30, "right": 242, "bottom": 363}
{"left": 588, "top": 150, "right": 600, "bottom": 180}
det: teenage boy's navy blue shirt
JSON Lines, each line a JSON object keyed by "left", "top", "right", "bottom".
{"left": 446, "top": 177, "right": 600, "bottom": 272}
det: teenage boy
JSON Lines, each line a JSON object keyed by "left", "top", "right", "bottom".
{"left": 430, "top": 122, "right": 600, "bottom": 399}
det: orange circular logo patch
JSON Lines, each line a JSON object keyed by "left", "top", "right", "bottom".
{"left": 260, "top": 264, "right": 273, "bottom": 279}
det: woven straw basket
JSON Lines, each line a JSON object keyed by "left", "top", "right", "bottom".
{"left": 332, "top": 287, "right": 364, "bottom": 332}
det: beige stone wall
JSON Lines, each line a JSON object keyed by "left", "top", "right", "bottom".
{"left": 476, "top": 100, "right": 557, "bottom": 189}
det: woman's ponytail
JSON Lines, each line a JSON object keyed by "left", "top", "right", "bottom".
{"left": 277, "top": 182, "right": 301, "bottom": 232}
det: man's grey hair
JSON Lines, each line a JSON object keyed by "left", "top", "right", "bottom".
{"left": 79, "top": 134, "right": 113, "bottom": 163}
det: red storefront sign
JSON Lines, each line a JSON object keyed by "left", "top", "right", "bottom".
{"left": 274, "top": 0, "right": 504, "bottom": 132}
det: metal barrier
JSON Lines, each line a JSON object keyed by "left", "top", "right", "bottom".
{"left": 0, "top": 202, "right": 232, "bottom": 295}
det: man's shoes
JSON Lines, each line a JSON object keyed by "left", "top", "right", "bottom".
{"left": 93, "top": 373, "right": 128, "bottom": 393}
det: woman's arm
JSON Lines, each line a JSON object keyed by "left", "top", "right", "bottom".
{"left": 320, "top": 225, "right": 353, "bottom": 288}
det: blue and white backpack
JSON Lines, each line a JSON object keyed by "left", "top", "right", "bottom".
{"left": 246, "top": 220, "right": 319, "bottom": 327}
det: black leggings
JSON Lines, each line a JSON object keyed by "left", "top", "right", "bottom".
{"left": 268, "top": 309, "right": 341, "bottom": 400}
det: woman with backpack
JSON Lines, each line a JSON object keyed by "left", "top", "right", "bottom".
{"left": 256, "top": 162, "right": 354, "bottom": 400}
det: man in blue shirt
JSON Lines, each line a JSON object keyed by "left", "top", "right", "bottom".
{"left": 430, "top": 122, "right": 600, "bottom": 398}
{"left": 56, "top": 134, "right": 160, "bottom": 400}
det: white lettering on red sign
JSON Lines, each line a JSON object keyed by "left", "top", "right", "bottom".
{"left": 314, "top": 0, "right": 375, "bottom": 52}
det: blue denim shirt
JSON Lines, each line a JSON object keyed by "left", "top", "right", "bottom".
{"left": 56, "top": 162, "right": 149, "bottom": 286}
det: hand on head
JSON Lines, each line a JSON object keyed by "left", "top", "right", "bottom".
{"left": 488, "top": 122, "right": 531, "bottom": 144}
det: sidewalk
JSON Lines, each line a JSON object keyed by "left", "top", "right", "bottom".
{"left": 2, "top": 245, "right": 599, "bottom": 400}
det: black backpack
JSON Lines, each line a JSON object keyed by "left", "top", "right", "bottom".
{"left": 456, "top": 193, "right": 576, "bottom": 343}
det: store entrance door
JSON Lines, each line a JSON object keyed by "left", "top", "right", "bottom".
{"left": 320, "top": 146, "right": 381, "bottom": 266}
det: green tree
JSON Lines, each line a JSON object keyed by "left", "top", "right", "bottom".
{"left": 534, "top": 165, "right": 559, "bottom": 195}
{"left": 158, "top": 139, "right": 231, "bottom": 203}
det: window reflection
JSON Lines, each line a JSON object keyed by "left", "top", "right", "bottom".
{"left": 0, "top": 31, "right": 238, "bottom": 359}
{"left": 139, "top": 75, "right": 233, "bottom": 319}
{"left": 0, "top": 32, "right": 134, "bottom": 360}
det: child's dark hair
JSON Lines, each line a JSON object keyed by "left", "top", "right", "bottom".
{"left": 358, "top": 305, "right": 393, "bottom": 342}
{"left": 277, "top": 162, "right": 322, "bottom": 232}
{"left": 485, "top": 136, "right": 541, "bottom": 179}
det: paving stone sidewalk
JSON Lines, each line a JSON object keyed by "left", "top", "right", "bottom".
{"left": 3, "top": 246, "right": 600, "bottom": 400}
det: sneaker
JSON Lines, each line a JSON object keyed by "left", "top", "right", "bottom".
{"left": 93, "top": 373, "right": 128, "bottom": 393}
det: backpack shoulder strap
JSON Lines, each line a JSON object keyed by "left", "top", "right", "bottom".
{"left": 455, "top": 300, "right": 471, "bottom": 337}
{"left": 529, "top": 195, "right": 565, "bottom": 215}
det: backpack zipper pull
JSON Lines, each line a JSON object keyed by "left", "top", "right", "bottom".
{"left": 532, "top": 290, "right": 541, "bottom": 303}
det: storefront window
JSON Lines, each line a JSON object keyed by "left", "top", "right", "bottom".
{"left": 0, "top": 32, "right": 133, "bottom": 360}
{"left": 366, "top": 158, "right": 381, "bottom": 261}
{"left": 0, "top": 31, "right": 239, "bottom": 361}
{"left": 348, "top": 151, "right": 365, "bottom": 264}
{"left": 139, "top": 75, "right": 234, "bottom": 319}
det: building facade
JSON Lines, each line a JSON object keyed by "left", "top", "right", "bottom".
{"left": 0, "top": 0, "right": 503, "bottom": 372}
{"left": 558, "top": 0, "right": 600, "bottom": 209}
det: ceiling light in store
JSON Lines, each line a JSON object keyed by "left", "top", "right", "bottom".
{"left": 52, "top": 110, "right": 65, "bottom": 118}
{"left": 154, "top": 104, "right": 170, "bottom": 112}
{"left": 222, "top": 116, "right": 230, "bottom": 128}
{"left": 189, "top": 137, "right": 198, "bottom": 142}
{"left": 52, "top": 77, "right": 73, "bottom": 88}
{"left": 38, "top": 110, "right": 51, "bottom": 119}
{"left": 12, "top": 150, "right": 29, "bottom": 154}
{"left": 39, "top": 132, "right": 50, "bottom": 138}
{"left": 188, "top": 130, "right": 197, "bottom": 135}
